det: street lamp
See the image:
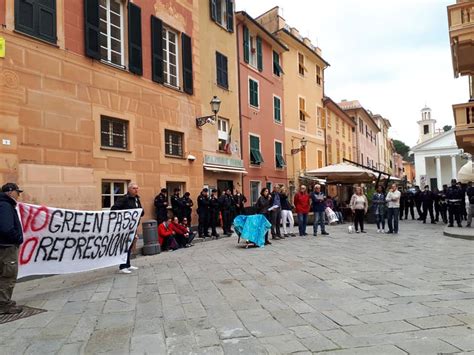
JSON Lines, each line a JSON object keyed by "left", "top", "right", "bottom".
{"left": 300, "top": 137, "right": 307, "bottom": 149}
{"left": 196, "top": 96, "right": 221, "bottom": 128}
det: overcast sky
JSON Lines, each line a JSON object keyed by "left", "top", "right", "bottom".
{"left": 236, "top": 0, "right": 467, "bottom": 147}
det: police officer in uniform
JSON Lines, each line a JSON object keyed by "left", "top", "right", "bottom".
{"left": 171, "top": 188, "right": 184, "bottom": 221}
{"left": 414, "top": 186, "right": 423, "bottom": 220}
{"left": 154, "top": 188, "right": 168, "bottom": 224}
{"left": 209, "top": 189, "right": 220, "bottom": 238}
{"left": 197, "top": 188, "right": 210, "bottom": 238}
{"left": 421, "top": 185, "right": 435, "bottom": 224}
{"left": 404, "top": 189, "right": 415, "bottom": 220}
{"left": 439, "top": 185, "right": 448, "bottom": 224}
{"left": 219, "top": 189, "right": 234, "bottom": 235}
{"left": 183, "top": 192, "right": 194, "bottom": 226}
{"left": 233, "top": 189, "right": 247, "bottom": 217}
{"left": 447, "top": 179, "right": 463, "bottom": 227}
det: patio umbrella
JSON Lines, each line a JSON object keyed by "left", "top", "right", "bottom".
{"left": 306, "top": 162, "right": 377, "bottom": 184}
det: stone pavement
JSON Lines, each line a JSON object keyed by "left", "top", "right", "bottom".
{"left": 1, "top": 220, "right": 473, "bottom": 354}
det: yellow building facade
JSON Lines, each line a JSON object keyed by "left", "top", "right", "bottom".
{"left": 256, "top": 7, "right": 329, "bottom": 189}
{"left": 198, "top": 0, "right": 244, "bottom": 193}
{"left": 323, "top": 97, "right": 356, "bottom": 165}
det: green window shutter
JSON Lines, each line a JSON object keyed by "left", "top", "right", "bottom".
{"left": 250, "top": 136, "right": 263, "bottom": 164}
{"left": 249, "top": 80, "right": 259, "bottom": 107}
{"left": 256, "top": 36, "right": 263, "bottom": 71}
{"left": 243, "top": 26, "right": 249, "bottom": 63}
{"left": 226, "top": 0, "right": 234, "bottom": 32}
{"left": 274, "top": 96, "right": 281, "bottom": 122}
{"left": 275, "top": 142, "right": 285, "bottom": 168}
{"left": 210, "top": 0, "right": 217, "bottom": 21}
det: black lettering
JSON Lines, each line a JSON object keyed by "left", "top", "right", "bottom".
{"left": 34, "top": 237, "right": 54, "bottom": 262}
{"left": 71, "top": 212, "right": 83, "bottom": 233}
{"left": 129, "top": 211, "right": 140, "bottom": 230}
{"left": 108, "top": 234, "right": 120, "bottom": 256}
{"left": 61, "top": 211, "right": 75, "bottom": 233}
{"left": 48, "top": 210, "right": 64, "bottom": 233}
{"left": 113, "top": 212, "right": 123, "bottom": 233}
{"left": 83, "top": 236, "right": 95, "bottom": 259}
{"left": 93, "top": 236, "right": 102, "bottom": 259}
{"left": 122, "top": 211, "right": 131, "bottom": 230}
{"left": 47, "top": 237, "right": 64, "bottom": 261}
{"left": 107, "top": 212, "right": 117, "bottom": 233}
{"left": 100, "top": 236, "right": 109, "bottom": 258}
{"left": 59, "top": 237, "right": 77, "bottom": 262}
{"left": 82, "top": 212, "right": 94, "bottom": 233}
{"left": 73, "top": 237, "right": 87, "bottom": 260}
{"left": 93, "top": 213, "right": 104, "bottom": 233}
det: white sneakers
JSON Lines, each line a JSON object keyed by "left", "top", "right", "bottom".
{"left": 377, "top": 229, "right": 386, "bottom": 234}
{"left": 119, "top": 266, "right": 139, "bottom": 274}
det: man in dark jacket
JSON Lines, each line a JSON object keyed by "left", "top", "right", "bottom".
{"left": 0, "top": 183, "right": 24, "bottom": 314}
{"left": 233, "top": 189, "right": 247, "bottom": 217}
{"left": 197, "top": 188, "right": 210, "bottom": 238}
{"left": 182, "top": 192, "right": 194, "bottom": 226}
{"left": 414, "top": 186, "right": 423, "bottom": 220}
{"left": 154, "top": 188, "right": 168, "bottom": 224}
{"left": 219, "top": 189, "right": 234, "bottom": 235}
{"left": 466, "top": 181, "right": 474, "bottom": 227}
{"left": 209, "top": 189, "right": 220, "bottom": 238}
{"left": 171, "top": 188, "right": 184, "bottom": 221}
{"left": 404, "top": 190, "right": 415, "bottom": 220}
{"left": 310, "top": 184, "right": 329, "bottom": 236}
{"left": 111, "top": 182, "right": 144, "bottom": 274}
{"left": 439, "top": 185, "right": 449, "bottom": 224}
{"left": 421, "top": 185, "right": 435, "bottom": 224}
{"left": 447, "top": 179, "right": 463, "bottom": 227}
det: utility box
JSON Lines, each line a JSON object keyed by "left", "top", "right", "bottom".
{"left": 142, "top": 220, "right": 161, "bottom": 255}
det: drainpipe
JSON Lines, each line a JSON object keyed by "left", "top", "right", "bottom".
{"left": 236, "top": 21, "right": 244, "bottom": 193}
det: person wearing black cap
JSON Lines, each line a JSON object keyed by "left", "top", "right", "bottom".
{"left": 420, "top": 185, "right": 435, "bottom": 224}
{"left": 197, "top": 188, "right": 210, "bottom": 238}
{"left": 209, "top": 189, "right": 220, "bottom": 238}
{"left": 154, "top": 188, "right": 169, "bottom": 224}
{"left": 183, "top": 192, "right": 194, "bottom": 226}
{"left": 0, "top": 183, "right": 24, "bottom": 314}
{"left": 171, "top": 188, "right": 184, "bottom": 221}
{"left": 446, "top": 179, "right": 463, "bottom": 227}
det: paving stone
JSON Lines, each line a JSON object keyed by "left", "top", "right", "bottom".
{"left": 406, "top": 314, "right": 465, "bottom": 329}
{"left": 57, "top": 342, "right": 86, "bottom": 355}
{"left": 343, "top": 320, "right": 419, "bottom": 337}
{"left": 84, "top": 326, "right": 132, "bottom": 354}
{"left": 259, "top": 334, "right": 308, "bottom": 354}
{"left": 442, "top": 334, "right": 474, "bottom": 351}
{"left": 195, "top": 328, "right": 220, "bottom": 348}
{"left": 322, "top": 309, "right": 364, "bottom": 326}
{"left": 131, "top": 333, "right": 166, "bottom": 354}
{"left": 221, "top": 337, "right": 268, "bottom": 355}
{"left": 396, "top": 338, "right": 461, "bottom": 354}
{"left": 103, "top": 298, "right": 136, "bottom": 313}
{"left": 319, "top": 344, "right": 407, "bottom": 354}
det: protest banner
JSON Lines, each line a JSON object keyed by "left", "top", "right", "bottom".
{"left": 17, "top": 203, "right": 142, "bottom": 278}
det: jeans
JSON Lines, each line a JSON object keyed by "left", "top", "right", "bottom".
{"left": 313, "top": 211, "right": 326, "bottom": 234}
{"left": 270, "top": 208, "right": 282, "bottom": 237}
{"left": 297, "top": 213, "right": 308, "bottom": 236}
{"left": 281, "top": 210, "right": 294, "bottom": 235}
{"left": 119, "top": 245, "right": 132, "bottom": 270}
{"left": 387, "top": 208, "right": 399, "bottom": 233}
{"left": 375, "top": 213, "right": 385, "bottom": 230}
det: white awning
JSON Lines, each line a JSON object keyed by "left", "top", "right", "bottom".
{"left": 203, "top": 164, "right": 248, "bottom": 174}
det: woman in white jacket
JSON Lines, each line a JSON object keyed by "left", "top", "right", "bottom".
{"left": 386, "top": 183, "right": 401, "bottom": 234}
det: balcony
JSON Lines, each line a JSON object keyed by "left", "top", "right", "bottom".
{"left": 453, "top": 101, "right": 474, "bottom": 154}
{"left": 448, "top": 1, "right": 474, "bottom": 77}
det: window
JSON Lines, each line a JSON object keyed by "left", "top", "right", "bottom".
{"left": 273, "top": 51, "right": 283, "bottom": 76}
{"left": 243, "top": 28, "right": 262, "bottom": 71}
{"left": 348, "top": 128, "right": 351, "bottom": 142}
{"left": 101, "top": 116, "right": 128, "bottom": 150}
{"left": 250, "top": 181, "right": 261, "bottom": 205}
{"left": 210, "top": 0, "right": 234, "bottom": 32}
{"left": 327, "top": 110, "right": 331, "bottom": 127}
{"left": 367, "top": 157, "right": 370, "bottom": 166}
{"left": 216, "top": 51, "right": 228, "bottom": 89}
{"left": 423, "top": 124, "right": 429, "bottom": 134}
{"left": 165, "top": 130, "right": 184, "bottom": 157}
{"left": 250, "top": 135, "right": 263, "bottom": 165}
{"left": 218, "top": 118, "right": 230, "bottom": 152}
{"left": 316, "top": 65, "right": 322, "bottom": 85}
{"left": 317, "top": 107, "right": 324, "bottom": 128}
{"left": 327, "top": 135, "right": 332, "bottom": 165}
{"left": 336, "top": 117, "right": 340, "bottom": 133}
{"left": 348, "top": 150, "right": 352, "bottom": 161}
{"left": 99, "top": 0, "right": 124, "bottom": 67}
{"left": 275, "top": 141, "right": 285, "bottom": 168}
{"left": 298, "top": 52, "right": 305, "bottom": 76}
{"left": 336, "top": 140, "right": 340, "bottom": 163}
{"left": 317, "top": 150, "right": 323, "bottom": 168}
{"left": 249, "top": 78, "right": 259, "bottom": 108}
{"left": 162, "top": 26, "right": 179, "bottom": 87}
{"left": 342, "top": 122, "right": 346, "bottom": 138}
{"left": 102, "top": 180, "right": 127, "bottom": 209}
{"left": 266, "top": 182, "right": 272, "bottom": 191}
{"left": 15, "top": 0, "right": 57, "bottom": 44}
{"left": 299, "top": 97, "right": 309, "bottom": 121}
{"left": 361, "top": 153, "right": 364, "bottom": 164}
{"left": 359, "top": 118, "right": 364, "bottom": 133}
{"left": 273, "top": 96, "right": 282, "bottom": 123}
{"left": 342, "top": 143, "right": 346, "bottom": 159}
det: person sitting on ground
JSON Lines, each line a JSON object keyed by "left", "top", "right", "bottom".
{"left": 158, "top": 217, "right": 179, "bottom": 251}
{"left": 170, "top": 216, "right": 193, "bottom": 248}
{"left": 181, "top": 218, "right": 196, "bottom": 244}
{"left": 332, "top": 196, "right": 344, "bottom": 224}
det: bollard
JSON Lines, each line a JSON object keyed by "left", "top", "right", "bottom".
{"left": 142, "top": 220, "right": 161, "bottom": 255}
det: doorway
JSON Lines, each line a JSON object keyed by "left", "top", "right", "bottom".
{"left": 217, "top": 180, "right": 234, "bottom": 196}
{"left": 430, "top": 178, "right": 437, "bottom": 191}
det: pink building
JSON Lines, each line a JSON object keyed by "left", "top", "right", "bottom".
{"left": 236, "top": 11, "right": 288, "bottom": 205}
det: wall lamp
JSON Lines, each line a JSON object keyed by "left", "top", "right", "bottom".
{"left": 196, "top": 96, "right": 221, "bottom": 128}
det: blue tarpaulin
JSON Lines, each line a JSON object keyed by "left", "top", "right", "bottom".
{"left": 233, "top": 214, "right": 271, "bottom": 248}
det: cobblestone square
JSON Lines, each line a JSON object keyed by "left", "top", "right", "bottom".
{"left": 1, "top": 221, "right": 473, "bottom": 354}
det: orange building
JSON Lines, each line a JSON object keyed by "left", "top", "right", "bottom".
{"left": 403, "top": 161, "right": 416, "bottom": 185}
{"left": 0, "top": 0, "right": 203, "bottom": 221}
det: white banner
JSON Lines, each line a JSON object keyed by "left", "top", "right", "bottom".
{"left": 17, "top": 203, "right": 142, "bottom": 278}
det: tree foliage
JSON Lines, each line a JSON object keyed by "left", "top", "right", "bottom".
{"left": 393, "top": 139, "right": 410, "bottom": 159}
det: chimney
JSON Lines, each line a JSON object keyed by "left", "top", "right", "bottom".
{"left": 290, "top": 27, "right": 300, "bottom": 38}
{"left": 303, "top": 37, "right": 311, "bottom": 47}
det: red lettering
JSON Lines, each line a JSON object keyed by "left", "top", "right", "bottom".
{"left": 18, "top": 204, "right": 50, "bottom": 233}
{"left": 30, "top": 206, "right": 50, "bottom": 232}
{"left": 19, "top": 204, "right": 33, "bottom": 232}
{"left": 19, "top": 237, "right": 39, "bottom": 265}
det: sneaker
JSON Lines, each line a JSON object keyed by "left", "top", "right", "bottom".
{"left": 376, "top": 229, "right": 380, "bottom": 233}
{"left": 0, "top": 305, "right": 23, "bottom": 314}
{"left": 321, "top": 231, "right": 329, "bottom": 236}
{"left": 119, "top": 268, "right": 132, "bottom": 274}
{"left": 381, "top": 230, "right": 385, "bottom": 234}
{"left": 128, "top": 266, "right": 139, "bottom": 270}
{"left": 356, "top": 230, "right": 360, "bottom": 234}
